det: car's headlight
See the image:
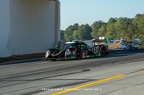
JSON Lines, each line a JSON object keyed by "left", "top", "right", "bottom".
{"left": 65, "top": 49, "right": 71, "bottom": 56}
{"left": 45, "top": 50, "right": 50, "bottom": 58}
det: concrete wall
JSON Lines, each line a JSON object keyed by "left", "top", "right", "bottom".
{"left": 0, "top": 0, "right": 60, "bottom": 57}
{"left": 0, "top": 0, "right": 10, "bottom": 57}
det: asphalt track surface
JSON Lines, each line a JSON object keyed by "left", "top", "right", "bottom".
{"left": 0, "top": 49, "right": 144, "bottom": 95}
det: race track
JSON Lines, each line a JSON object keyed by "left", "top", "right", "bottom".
{"left": 0, "top": 49, "right": 144, "bottom": 95}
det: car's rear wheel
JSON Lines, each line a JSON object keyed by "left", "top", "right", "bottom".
{"left": 76, "top": 51, "right": 81, "bottom": 60}
{"left": 100, "top": 46, "right": 106, "bottom": 56}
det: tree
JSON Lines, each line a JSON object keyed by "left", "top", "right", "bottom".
{"left": 62, "top": 13, "right": 144, "bottom": 49}
{"left": 133, "top": 14, "right": 144, "bottom": 48}
{"left": 98, "top": 24, "right": 107, "bottom": 37}
{"left": 72, "top": 30, "right": 80, "bottom": 40}
{"left": 78, "top": 24, "right": 92, "bottom": 40}
{"left": 133, "top": 14, "right": 144, "bottom": 39}
{"left": 64, "top": 23, "right": 79, "bottom": 40}
{"left": 106, "top": 18, "right": 116, "bottom": 39}
{"left": 114, "top": 17, "right": 133, "bottom": 40}
{"left": 91, "top": 20, "right": 105, "bottom": 39}
{"left": 73, "top": 23, "right": 79, "bottom": 30}
{"left": 60, "top": 30, "right": 65, "bottom": 40}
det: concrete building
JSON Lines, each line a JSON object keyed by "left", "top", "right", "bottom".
{"left": 0, "top": 0, "right": 60, "bottom": 57}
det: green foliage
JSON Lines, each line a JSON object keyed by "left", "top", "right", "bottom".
{"left": 64, "top": 25, "right": 74, "bottom": 40}
{"left": 106, "top": 18, "right": 117, "bottom": 39}
{"left": 91, "top": 20, "right": 105, "bottom": 39}
{"left": 138, "top": 40, "right": 144, "bottom": 49}
{"left": 78, "top": 24, "right": 92, "bottom": 40}
{"left": 63, "top": 23, "right": 79, "bottom": 41}
{"left": 98, "top": 24, "right": 107, "bottom": 38}
{"left": 72, "top": 30, "right": 80, "bottom": 40}
{"left": 61, "top": 13, "right": 144, "bottom": 48}
{"left": 60, "top": 30, "right": 65, "bottom": 40}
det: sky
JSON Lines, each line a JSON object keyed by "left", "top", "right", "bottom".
{"left": 60, "top": 0, "right": 144, "bottom": 30}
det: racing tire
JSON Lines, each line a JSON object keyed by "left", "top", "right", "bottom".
{"left": 100, "top": 46, "right": 106, "bottom": 56}
{"left": 76, "top": 51, "right": 81, "bottom": 60}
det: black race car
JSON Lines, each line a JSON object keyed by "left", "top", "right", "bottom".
{"left": 45, "top": 40, "right": 109, "bottom": 61}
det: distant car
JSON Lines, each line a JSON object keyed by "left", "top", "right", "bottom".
{"left": 45, "top": 41, "right": 109, "bottom": 61}
{"left": 119, "top": 44, "right": 129, "bottom": 50}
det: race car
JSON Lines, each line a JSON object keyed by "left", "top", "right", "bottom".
{"left": 45, "top": 40, "right": 109, "bottom": 61}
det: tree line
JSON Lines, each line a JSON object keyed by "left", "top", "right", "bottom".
{"left": 61, "top": 13, "right": 144, "bottom": 48}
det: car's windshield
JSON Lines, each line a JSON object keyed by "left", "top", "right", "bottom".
{"left": 63, "top": 43, "right": 77, "bottom": 49}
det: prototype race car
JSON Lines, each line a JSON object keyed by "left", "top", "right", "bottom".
{"left": 45, "top": 40, "right": 109, "bottom": 61}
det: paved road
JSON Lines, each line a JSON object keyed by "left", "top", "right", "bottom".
{"left": 0, "top": 49, "right": 144, "bottom": 95}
